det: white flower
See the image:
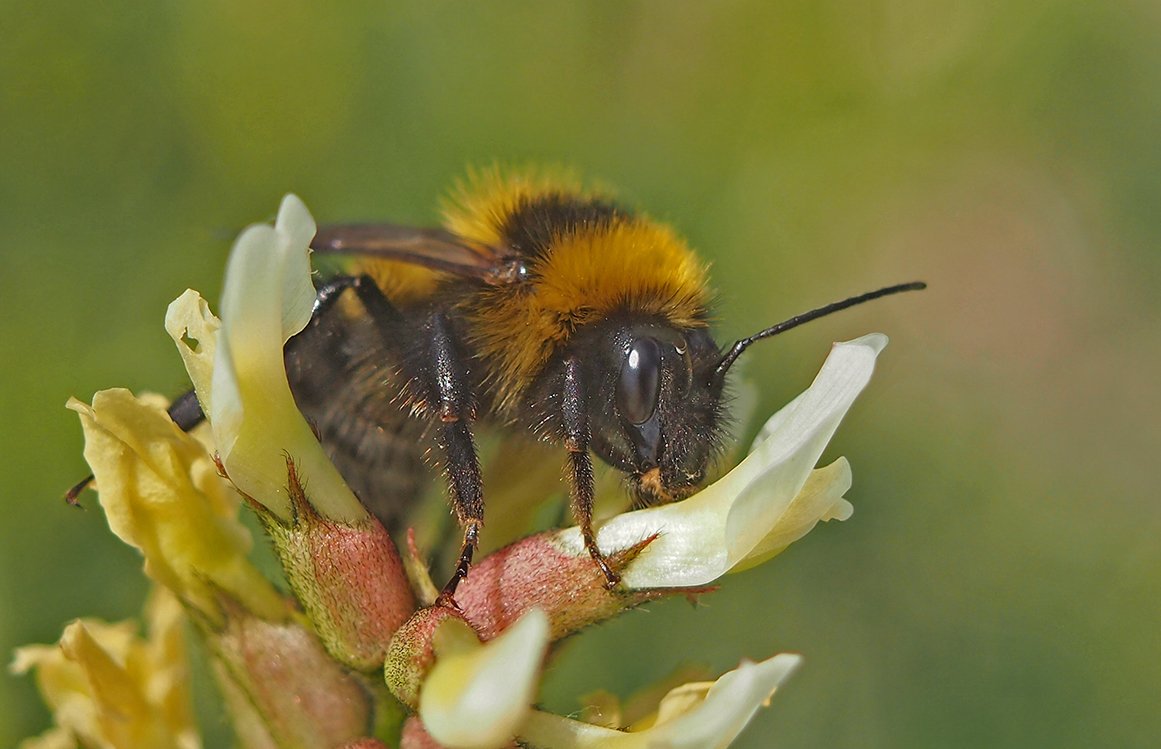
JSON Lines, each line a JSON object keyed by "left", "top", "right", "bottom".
{"left": 551, "top": 333, "right": 884, "bottom": 588}
{"left": 164, "top": 195, "right": 365, "bottom": 523}
{"left": 519, "top": 654, "right": 802, "bottom": 749}
{"left": 415, "top": 606, "right": 799, "bottom": 749}
{"left": 419, "top": 610, "right": 550, "bottom": 749}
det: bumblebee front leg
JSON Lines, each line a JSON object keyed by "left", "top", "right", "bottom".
{"left": 562, "top": 356, "right": 621, "bottom": 589}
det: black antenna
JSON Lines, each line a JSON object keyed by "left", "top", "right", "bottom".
{"left": 713, "top": 281, "right": 927, "bottom": 384}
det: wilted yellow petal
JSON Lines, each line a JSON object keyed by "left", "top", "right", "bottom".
{"left": 18, "top": 725, "right": 77, "bottom": 749}
{"left": 139, "top": 585, "right": 198, "bottom": 742}
{"left": 67, "top": 389, "right": 283, "bottom": 623}
{"left": 518, "top": 653, "right": 801, "bottom": 749}
{"left": 420, "top": 609, "right": 549, "bottom": 749}
{"left": 11, "top": 587, "right": 201, "bottom": 749}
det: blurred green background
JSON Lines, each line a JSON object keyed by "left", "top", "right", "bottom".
{"left": 3, "top": 1, "right": 1159, "bottom": 747}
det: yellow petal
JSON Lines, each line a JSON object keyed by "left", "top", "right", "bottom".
{"left": 11, "top": 587, "right": 201, "bottom": 749}
{"left": 420, "top": 609, "right": 549, "bottom": 749}
{"left": 67, "top": 389, "right": 283, "bottom": 623}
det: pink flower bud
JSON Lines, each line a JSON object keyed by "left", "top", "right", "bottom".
{"left": 207, "top": 599, "right": 372, "bottom": 748}
{"left": 260, "top": 457, "right": 416, "bottom": 672}
{"left": 455, "top": 532, "right": 696, "bottom": 642}
{"left": 384, "top": 604, "right": 466, "bottom": 708}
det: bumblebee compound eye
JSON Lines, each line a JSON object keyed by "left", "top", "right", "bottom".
{"left": 617, "top": 337, "right": 661, "bottom": 425}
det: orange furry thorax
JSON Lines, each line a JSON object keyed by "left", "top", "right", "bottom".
{"left": 444, "top": 170, "right": 713, "bottom": 410}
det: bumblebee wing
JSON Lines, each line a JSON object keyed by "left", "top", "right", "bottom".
{"left": 311, "top": 224, "right": 522, "bottom": 285}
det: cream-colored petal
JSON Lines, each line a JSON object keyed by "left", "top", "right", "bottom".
{"left": 171, "top": 195, "right": 364, "bottom": 523}
{"left": 164, "top": 290, "right": 219, "bottom": 414}
{"left": 724, "top": 333, "right": 884, "bottom": 561}
{"left": 420, "top": 609, "right": 549, "bottom": 749}
{"left": 729, "top": 457, "right": 852, "bottom": 573}
{"left": 518, "top": 653, "right": 802, "bottom": 749}
{"left": 272, "top": 194, "right": 319, "bottom": 339}
{"left": 551, "top": 335, "right": 884, "bottom": 588}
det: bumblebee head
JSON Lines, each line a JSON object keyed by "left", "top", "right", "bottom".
{"left": 572, "top": 317, "right": 728, "bottom": 506}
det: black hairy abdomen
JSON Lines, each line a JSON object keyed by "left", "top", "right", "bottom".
{"left": 284, "top": 300, "right": 432, "bottom": 532}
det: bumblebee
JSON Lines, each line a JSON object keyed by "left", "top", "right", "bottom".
{"left": 68, "top": 169, "right": 923, "bottom": 597}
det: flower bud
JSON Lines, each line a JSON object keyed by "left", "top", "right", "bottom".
{"left": 340, "top": 740, "right": 393, "bottom": 749}
{"left": 165, "top": 195, "right": 417, "bottom": 670}
{"left": 455, "top": 533, "right": 681, "bottom": 642}
{"left": 260, "top": 456, "right": 415, "bottom": 671}
{"left": 204, "top": 595, "right": 373, "bottom": 749}
{"left": 385, "top": 605, "right": 467, "bottom": 708}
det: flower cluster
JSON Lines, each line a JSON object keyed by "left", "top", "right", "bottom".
{"left": 14, "top": 195, "right": 887, "bottom": 749}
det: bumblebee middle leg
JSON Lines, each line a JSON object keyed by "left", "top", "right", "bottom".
{"left": 307, "top": 277, "right": 484, "bottom": 599}
{"left": 412, "top": 311, "right": 484, "bottom": 602}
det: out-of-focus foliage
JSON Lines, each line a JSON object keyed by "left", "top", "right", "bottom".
{"left": 3, "top": 2, "right": 1157, "bottom": 747}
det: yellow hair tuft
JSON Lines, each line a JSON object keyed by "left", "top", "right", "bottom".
{"left": 441, "top": 166, "right": 591, "bottom": 248}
